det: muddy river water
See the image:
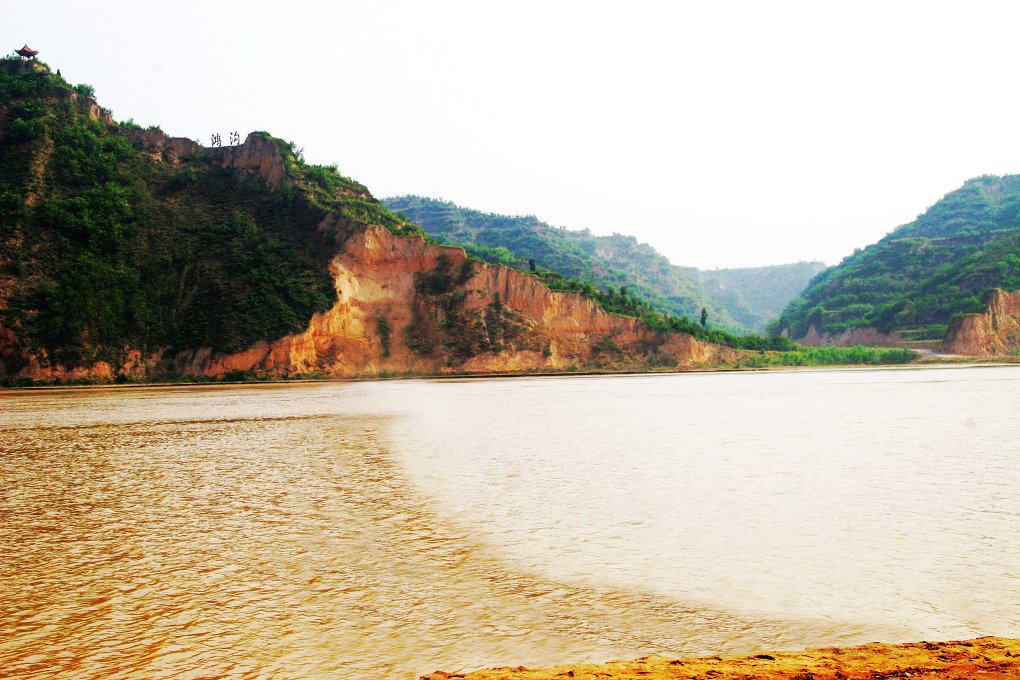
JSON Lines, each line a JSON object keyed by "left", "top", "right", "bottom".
{"left": 1, "top": 366, "right": 1018, "bottom": 678}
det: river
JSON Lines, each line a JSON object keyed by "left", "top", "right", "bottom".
{"left": 1, "top": 366, "right": 1018, "bottom": 678}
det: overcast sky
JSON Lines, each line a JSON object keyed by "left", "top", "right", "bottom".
{"left": 7, "top": 1, "right": 1020, "bottom": 269}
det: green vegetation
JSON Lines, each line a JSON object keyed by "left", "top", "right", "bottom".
{"left": 383, "top": 195, "right": 823, "bottom": 333}
{"left": 775, "top": 176, "right": 1020, "bottom": 340}
{"left": 376, "top": 316, "right": 392, "bottom": 357}
{"left": 736, "top": 346, "right": 918, "bottom": 368}
{"left": 0, "top": 59, "right": 411, "bottom": 372}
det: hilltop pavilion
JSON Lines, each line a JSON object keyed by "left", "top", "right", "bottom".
{"left": 16, "top": 44, "right": 39, "bottom": 59}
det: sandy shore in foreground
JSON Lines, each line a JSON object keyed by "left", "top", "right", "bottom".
{"left": 419, "top": 637, "right": 1020, "bottom": 679}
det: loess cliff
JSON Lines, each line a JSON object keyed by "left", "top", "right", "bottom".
{"left": 942, "top": 288, "right": 1020, "bottom": 355}
{"left": 172, "top": 226, "right": 740, "bottom": 378}
{"left": 0, "top": 58, "right": 737, "bottom": 382}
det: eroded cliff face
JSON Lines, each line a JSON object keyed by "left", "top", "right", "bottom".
{"left": 173, "top": 227, "right": 741, "bottom": 378}
{"left": 942, "top": 289, "right": 1020, "bottom": 355}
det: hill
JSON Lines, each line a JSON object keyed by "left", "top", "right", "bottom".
{"left": 382, "top": 196, "right": 823, "bottom": 333}
{"left": 773, "top": 175, "right": 1020, "bottom": 344}
{"left": 0, "top": 57, "right": 750, "bottom": 382}
{"left": 0, "top": 57, "right": 413, "bottom": 376}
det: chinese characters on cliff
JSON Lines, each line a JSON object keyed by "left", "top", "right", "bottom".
{"left": 210, "top": 132, "right": 241, "bottom": 147}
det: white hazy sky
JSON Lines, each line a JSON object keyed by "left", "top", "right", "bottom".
{"left": 7, "top": 1, "right": 1020, "bottom": 268}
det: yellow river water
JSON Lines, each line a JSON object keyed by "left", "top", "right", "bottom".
{"left": 1, "top": 366, "right": 1018, "bottom": 678}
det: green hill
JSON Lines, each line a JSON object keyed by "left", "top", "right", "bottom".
{"left": 774, "top": 175, "right": 1020, "bottom": 342}
{"left": 383, "top": 195, "right": 822, "bottom": 332}
{"left": 0, "top": 57, "right": 420, "bottom": 373}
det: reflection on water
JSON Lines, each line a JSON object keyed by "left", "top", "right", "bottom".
{"left": 1, "top": 367, "right": 1018, "bottom": 678}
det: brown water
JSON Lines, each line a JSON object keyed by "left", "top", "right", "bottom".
{"left": 1, "top": 366, "right": 1018, "bottom": 679}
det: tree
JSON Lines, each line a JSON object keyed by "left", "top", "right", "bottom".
{"left": 528, "top": 258, "right": 536, "bottom": 272}
{"left": 700, "top": 307, "right": 708, "bottom": 327}
{"left": 377, "top": 316, "right": 392, "bottom": 357}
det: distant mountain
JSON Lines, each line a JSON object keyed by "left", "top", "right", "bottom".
{"left": 774, "top": 175, "right": 1020, "bottom": 343}
{"left": 383, "top": 195, "right": 822, "bottom": 332}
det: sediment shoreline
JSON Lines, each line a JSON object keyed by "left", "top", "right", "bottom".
{"left": 2, "top": 357, "right": 1017, "bottom": 392}
{"left": 419, "top": 637, "right": 1020, "bottom": 679}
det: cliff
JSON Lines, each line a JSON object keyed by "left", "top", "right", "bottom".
{"left": 942, "top": 288, "right": 1020, "bottom": 355}
{"left": 161, "top": 226, "right": 741, "bottom": 378}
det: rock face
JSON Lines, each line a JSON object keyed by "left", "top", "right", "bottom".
{"left": 205, "top": 133, "right": 288, "bottom": 189}
{"left": 172, "top": 226, "right": 741, "bottom": 378}
{"left": 124, "top": 128, "right": 202, "bottom": 163}
{"left": 123, "top": 128, "right": 284, "bottom": 183}
{"left": 942, "top": 289, "right": 1020, "bottom": 355}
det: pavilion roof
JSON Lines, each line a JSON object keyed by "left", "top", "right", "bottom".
{"left": 16, "top": 44, "right": 39, "bottom": 57}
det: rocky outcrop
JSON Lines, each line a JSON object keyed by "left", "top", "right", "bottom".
{"left": 125, "top": 129, "right": 281, "bottom": 178}
{"left": 124, "top": 128, "right": 202, "bottom": 163}
{"left": 792, "top": 325, "right": 902, "bottom": 347}
{"left": 942, "top": 289, "right": 1020, "bottom": 355}
{"left": 123, "top": 129, "right": 283, "bottom": 182}
{"left": 204, "top": 133, "right": 287, "bottom": 189}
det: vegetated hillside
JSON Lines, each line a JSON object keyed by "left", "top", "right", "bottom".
{"left": 383, "top": 195, "right": 821, "bottom": 333}
{"left": 0, "top": 57, "right": 419, "bottom": 377}
{"left": 701, "top": 262, "right": 825, "bottom": 331}
{"left": 774, "top": 175, "right": 1020, "bottom": 344}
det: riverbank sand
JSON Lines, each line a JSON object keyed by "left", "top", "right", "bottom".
{"left": 420, "top": 637, "right": 1020, "bottom": 679}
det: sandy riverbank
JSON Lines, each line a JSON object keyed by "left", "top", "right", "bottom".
{"left": 420, "top": 637, "right": 1020, "bottom": 679}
